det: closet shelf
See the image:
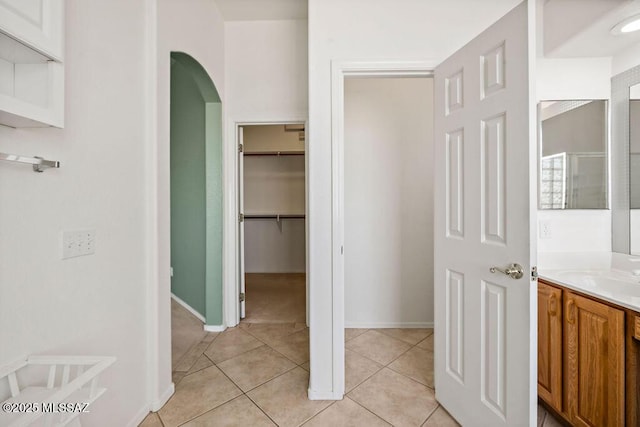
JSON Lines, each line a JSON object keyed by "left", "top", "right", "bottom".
{"left": 243, "top": 151, "right": 305, "bottom": 156}
{"left": 244, "top": 213, "right": 305, "bottom": 220}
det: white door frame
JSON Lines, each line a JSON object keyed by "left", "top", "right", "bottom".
{"left": 330, "top": 60, "right": 437, "bottom": 398}
{"left": 224, "top": 118, "right": 309, "bottom": 328}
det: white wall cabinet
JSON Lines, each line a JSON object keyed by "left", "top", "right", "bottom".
{"left": 0, "top": 0, "right": 64, "bottom": 60}
{"left": 0, "top": 0, "right": 64, "bottom": 128}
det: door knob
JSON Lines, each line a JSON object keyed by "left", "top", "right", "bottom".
{"left": 489, "top": 263, "right": 524, "bottom": 279}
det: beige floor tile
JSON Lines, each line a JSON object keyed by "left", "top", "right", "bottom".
{"left": 388, "top": 346, "right": 434, "bottom": 387}
{"left": 379, "top": 328, "right": 433, "bottom": 345}
{"left": 241, "top": 322, "right": 307, "bottom": 346}
{"left": 204, "top": 327, "right": 264, "bottom": 363}
{"left": 171, "top": 299, "right": 207, "bottom": 369}
{"left": 346, "top": 330, "right": 411, "bottom": 365}
{"left": 218, "top": 345, "right": 296, "bottom": 392}
{"left": 139, "top": 412, "right": 163, "bottom": 427}
{"left": 182, "top": 395, "right": 276, "bottom": 427}
{"left": 417, "top": 334, "right": 434, "bottom": 351}
{"left": 186, "top": 354, "right": 213, "bottom": 375}
{"left": 345, "top": 328, "right": 368, "bottom": 342}
{"left": 348, "top": 368, "right": 438, "bottom": 427}
{"left": 270, "top": 329, "right": 310, "bottom": 364}
{"left": 345, "top": 349, "right": 382, "bottom": 392}
{"left": 158, "top": 365, "right": 242, "bottom": 427}
{"left": 303, "top": 398, "right": 391, "bottom": 427}
{"left": 300, "top": 361, "right": 310, "bottom": 371}
{"left": 248, "top": 367, "right": 332, "bottom": 427}
{"left": 422, "top": 406, "right": 460, "bottom": 426}
{"left": 201, "top": 331, "right": 219, "bottom": 344}
{"left": 175, "top": 339, "right": 211, "bottom": 373}
{"left": 172, "top": 371, "right": 186, "bottom": 386}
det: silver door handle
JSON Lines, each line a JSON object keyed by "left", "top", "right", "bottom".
{"left": 490, "top": 263, "right": 524, "bottom": 280}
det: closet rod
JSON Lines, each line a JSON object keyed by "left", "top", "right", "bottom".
{"left": 244, "top": 214, "right": 305, "bottom": 219}
{"left": 243, "top": 151, "right": 305, "bottom": 156}
{"left": 0, "top": 152, "right": 60, "bottom": 173}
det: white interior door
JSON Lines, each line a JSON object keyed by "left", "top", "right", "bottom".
{"left": 434, "top": 2, "right": 536, "bottom": 426}
{"left": 239, "top": 126, "right": 246, "bottom": 319}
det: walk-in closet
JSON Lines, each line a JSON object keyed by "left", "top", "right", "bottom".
{"left": 239, "top": 124, "right": 306, "bottom": 324}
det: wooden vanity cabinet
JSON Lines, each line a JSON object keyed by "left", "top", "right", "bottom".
{"left": 538, "top": 280, "right": 631, "bottom": 426}
{"left": 538, "top": 282, "right": 563, "bottom": 410}
{"left": 564, "top": 291, "right": 624, "bottom": 427}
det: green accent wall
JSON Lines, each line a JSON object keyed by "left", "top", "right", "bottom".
{"left": 170, "top": 52, "right": 222, "bottom": 325}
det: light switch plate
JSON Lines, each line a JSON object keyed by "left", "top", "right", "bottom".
{"left": 61, "top": 229, "right": 96, "bottom": 259}
{"left": 539, "top": 220, "right": 552, "bottom": 239}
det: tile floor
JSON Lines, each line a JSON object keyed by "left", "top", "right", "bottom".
{"left": 152, "top": 285, "right": 561, "bottom": 426}
{"left": 141, "top": 314, "right": 458, "bottom": 426}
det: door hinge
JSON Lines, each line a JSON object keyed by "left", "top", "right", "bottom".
{"left": 531, "top": 266, "right": 538, "bottom": 281}
{"left": 239, "top": 292, "right": 245, "bottom": 302}
{"left": 238, "top": 143, "right": 243, "bottom": 153}
{"left": 239, "top": 213, "right": 244, "bottom": 223}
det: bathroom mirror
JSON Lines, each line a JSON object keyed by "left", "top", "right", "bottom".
{"left": 630, "top": 84, "right": 640, "bottom": 254}
{"left": 538, "top": 100, "right": 609, "bottom": 209}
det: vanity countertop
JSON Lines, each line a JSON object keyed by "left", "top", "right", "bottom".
{"left": 539, "top": 251, "right": 640, "bottom": 313}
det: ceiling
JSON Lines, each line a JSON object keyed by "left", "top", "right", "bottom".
{"left": 214, "top": 0, "right": 307, "bottom": 21}
{"left": 545, "top": 0, "right": 640, "bottom": 57}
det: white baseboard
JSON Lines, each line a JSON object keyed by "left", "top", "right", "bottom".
{"left": 150, "top": 382, "right": 175, "bottom": 412}
{"left": 127, "top": 405, "right": 152, "bottom": 427}
{"left": 171, "top": 293, "right": 206, "bottom": 323}
{"left": 204, "top": 324, "right": 226, "bottom": 332}
{"left": 128, "top": 382, "right": 175, "bottom": 426}
{"left": 345, "top": 321, "right": 434, "bottom": 329}
{"left": 308, "top": 388, "right": 343, "bottom": 400}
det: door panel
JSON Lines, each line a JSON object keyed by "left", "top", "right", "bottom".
{"left": 434, "top": 2, "right": 534, "bottom": 425}
{"left": 446, "top": 269, "right": 465, "bottom": 383}
{"left": 446, "top": 130, "right": 464, "bottom": 238}
{"left": 481, "top": 114, "right": 507, "bottom": 245}
{"left": 481, "top": 280, "right": 507, "bottom": 417}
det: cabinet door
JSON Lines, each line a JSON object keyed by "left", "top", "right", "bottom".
{"left": 538, "top": 282, "right": 563, "bottom": 410}
{"left": 565, "top": 291, "right": 625, "bottom": 427}
{"left": 0, "top": 0, "right": 64, "bottom": 60}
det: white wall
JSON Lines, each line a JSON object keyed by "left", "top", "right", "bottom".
{"left": 537, "top": 210, "right": 611, "bottom": 252}
{"left": 613, "top": 40, "right": 640, "bottom": 76}
{"left": 307, "top": 0, "right": 522, "bottom": 397}
{"left": 537, "top": 57, "right": 611, "bottom": 100}
{"left": 225, "top": 20, "right": 308, "bottom": 120}
{"left": 244, "top": 220, "right": 306, "bottom": 272}
{"left": 344, "top": 77, "right": 433, "bottom": 328}
{"left": 0, "top": 1, "right": 151, "bottom": 425}
{"left": 243, "top": 124, "right": 304, "bottom": 152}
